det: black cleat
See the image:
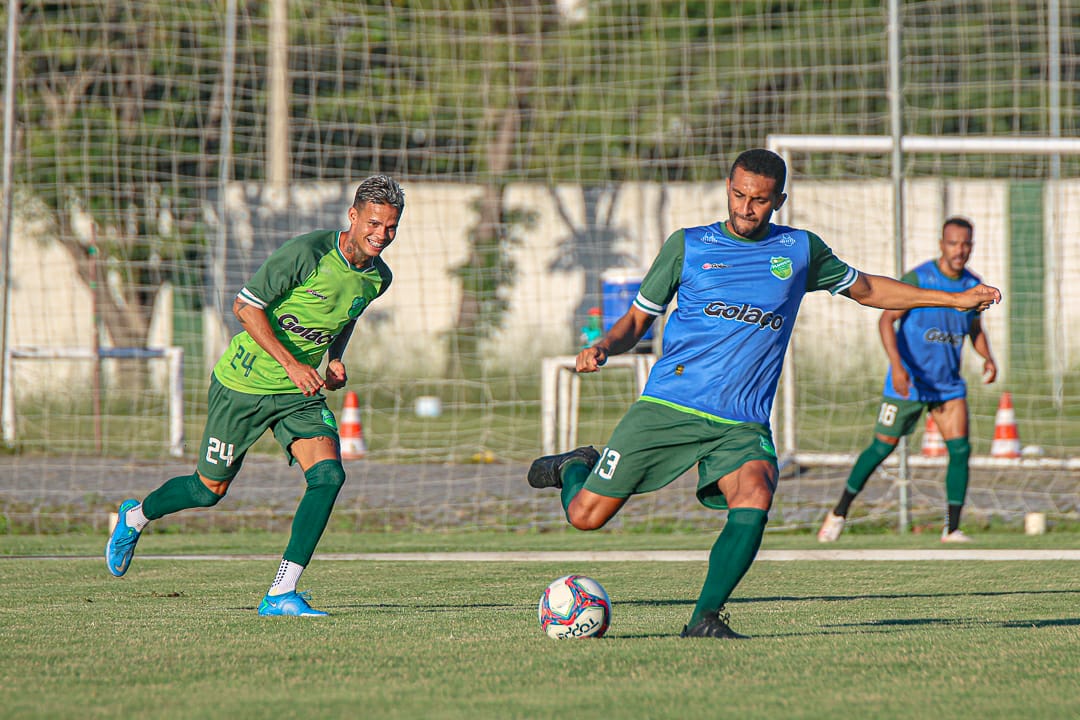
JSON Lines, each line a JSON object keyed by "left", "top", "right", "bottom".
{"left": 527, "top": 446, "right": 601, "bottom": 489}
{"left": 680, "top": 608, "right": 748, "bottom": 639}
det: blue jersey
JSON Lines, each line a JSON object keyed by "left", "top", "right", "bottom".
{"left": 635, "top": 222, "right": 856, "bottom": 426}
{"left": 884, "top": 260, "right": 981, "bottom": 403}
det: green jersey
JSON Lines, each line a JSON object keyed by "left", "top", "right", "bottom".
{"left": 213, "top": 230, "right": 392, "bottom": 394}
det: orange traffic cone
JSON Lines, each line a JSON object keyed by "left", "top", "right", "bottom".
{"left": 339, "top": 390, "right": 367, "bottom": 459}
{"left": 921, "top": 414, "right": 946, "bottom": 457}
{"left": 990, "top": 392, "right": 1021, "bottom": 458}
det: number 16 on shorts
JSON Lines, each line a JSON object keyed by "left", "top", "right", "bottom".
{"left": 877, "top": 402, "right": 898, "bottom": 427}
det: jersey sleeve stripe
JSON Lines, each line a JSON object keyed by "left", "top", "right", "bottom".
{"left": 633, "top": 292, "right": 666, "bottom": 316}
{"left": 237, "top": 287, "right": 268, "bottom": 309}
{"left": 827, "top": 267, "right": 859, "bottom": 296}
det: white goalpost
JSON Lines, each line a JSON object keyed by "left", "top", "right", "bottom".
{"left": 2, "top": 346, "right": 186, "bottom": 457}
{"left": 768, "top": 133, "right": 1080, "bottom": 474}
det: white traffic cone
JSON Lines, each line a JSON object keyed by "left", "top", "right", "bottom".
{"left": 339, "top": 390, "right": 367, "bottom": 460}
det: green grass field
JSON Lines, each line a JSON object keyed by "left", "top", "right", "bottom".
{"left": 1, "top": 532, "right": 1078, "bottom": 719}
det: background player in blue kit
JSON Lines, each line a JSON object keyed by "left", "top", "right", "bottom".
{"left": 818, "top": 216, "right": 997, "bottom": 544}
{"left": 527, "top": 150, "right": 1001, "bottom": 638}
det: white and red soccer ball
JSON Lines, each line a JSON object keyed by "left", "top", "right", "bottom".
{"left": 538, "top": 574, "right": 611, "bottom": 639}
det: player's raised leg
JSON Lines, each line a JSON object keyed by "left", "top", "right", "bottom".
{"left": 106, "top": 472, "right": 226, "bottom": 577}
{"left": 105, "top": 498, "right": 145, "bottom": 577}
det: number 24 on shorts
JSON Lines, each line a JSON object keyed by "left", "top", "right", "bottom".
{"left": 206, "top": 437, "right": 236, "bottom": 466}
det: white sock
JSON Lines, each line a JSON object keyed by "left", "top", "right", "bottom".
{"left": 268, "top": 559, "right": 304, "bottom": 596}
{"left": 125, "top": 504, "right": 149, "bottom": 532}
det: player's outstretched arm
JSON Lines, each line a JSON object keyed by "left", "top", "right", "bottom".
{"left": 577, "top": 306, "right": 656, "bottom": 373}
{"left": 843, "top": 272, "right": 1001, "bottom": 312}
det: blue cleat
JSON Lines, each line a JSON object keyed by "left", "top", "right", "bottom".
{"left": 105, "top": 498, "right": 142, "bottom": 577}
{"left": 257, "top": 590, "right": 329, "bottom": 617}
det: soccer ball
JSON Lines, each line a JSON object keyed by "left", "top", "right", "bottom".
{"left": 537, "top": 574, "right": 611, "bottom": 639}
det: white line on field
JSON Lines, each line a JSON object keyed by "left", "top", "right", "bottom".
{"left": 8, "top": 550, "right": 1080, "bottom": 561}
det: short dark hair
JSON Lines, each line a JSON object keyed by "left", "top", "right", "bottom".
{"left": 730, "top": 148, "right": 787, "bottom": 193}
{"left": 943, "top": 215, "right": 973, "bottom": 235}
{"left": 353, "top": 174, "right": 405, "bottom": 215}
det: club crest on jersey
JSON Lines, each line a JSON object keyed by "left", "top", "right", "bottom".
{"left": 770, "top": 256, "right": 793, "bottom": 280}
{"left": 348, "top": 297, "right": 368, "bottom": 319}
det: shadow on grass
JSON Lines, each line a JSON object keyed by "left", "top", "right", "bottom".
{"left": 734, "top": 588, "right": 1080, "bottom": 604}
{"left": 823, "top": 616, "right": 1080, "bottom": 630}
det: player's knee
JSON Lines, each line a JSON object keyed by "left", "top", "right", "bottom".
{"left": 869, "top": 437, "right": 897, "bottom": 462}
{"left": 192, "top": 473, "right": 226, "bottom": 507}
{"left": 304, "top": 459, "right": 346, "bottom": 490}
{"left": 566, "top": 501, "right": 610, "bottom": 531}
{"left": 945, "top": 437, "right": 970, "bottom": 463}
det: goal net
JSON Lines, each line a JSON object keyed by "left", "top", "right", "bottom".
{"left": 765, "top": 134, "right": 1080, "bottom": 531}
{"left": 2, "top": 1, "right": 1077, "bottom": 533}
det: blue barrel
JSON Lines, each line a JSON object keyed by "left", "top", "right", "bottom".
{"left": 601, "top": 269, "right": 653, "bottom": 341}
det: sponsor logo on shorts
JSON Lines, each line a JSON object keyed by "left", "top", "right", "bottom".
{"left": 703, "top": 300, "right": 786, "bottom": 331}
{"left": 306, "top": 289, "right": 328, "bottom": 299}
{"left": 924, "top": 327, "right": 965, "bottom": 347}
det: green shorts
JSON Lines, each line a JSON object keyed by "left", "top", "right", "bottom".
{"left": 195, "top": 375, "right": 340, "bottom": 482}
{"left": 582, "top": 398, "right": 778, "bottom": 510}
{"left": 873, "top": 396, "right": 943, "bottom": 439}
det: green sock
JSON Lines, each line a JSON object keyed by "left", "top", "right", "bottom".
{"left": 944, "top": 437, "right": 971, "bottom": 506}
{"left": 283, "top": 460, "right": 346, "bottom": 566}
{"left": 690, "top": 508, "right": 768, "bottom": 627}
{"left": 559, "top": 462, "right": 592, "bottom": 521}
{"left": 845, "top": 438, "right": 895, "bottom": 495}
{"left": 141, "top": 472, "right": 222, "bottom": 520}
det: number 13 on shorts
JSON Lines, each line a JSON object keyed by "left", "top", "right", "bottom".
{"left": 596, "top": 448, "right": 620, "bottom": 479}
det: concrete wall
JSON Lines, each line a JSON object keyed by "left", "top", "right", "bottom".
{"left": 9, "top": 179, "right": 1080, "bottom": 393}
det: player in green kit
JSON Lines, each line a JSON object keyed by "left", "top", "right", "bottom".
{"left": 106, "top": 174, "right": 405, "bottom": 616}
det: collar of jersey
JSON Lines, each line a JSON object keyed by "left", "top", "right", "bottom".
{"left": 719, "top": 221, "right": 773, "bottom": 244}
{"left": 335, "top": 241, "right": 374, "bottom": 272}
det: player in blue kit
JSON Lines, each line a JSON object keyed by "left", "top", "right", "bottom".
{"left": 526, "top": 149, "right": 1001, "bottom": 638}
{"left": 817, "top": 217, "right": 997, "bottom": 544}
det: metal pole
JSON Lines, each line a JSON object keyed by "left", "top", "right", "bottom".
{"left": 888, "top": 0, "right": 910, "bottom": 534}
{"left": 211, "top": 0, "right": 238, "bottom": 356}
{"left": 88, "top": 238, "right": 102, "bottom": 453}
{"left": 268, "top": 0, "right": 289, "bottom": 191}
{"left": 1, "top": 0, "right": 20, "bottom": 449}
{"left": 1047, "top": 0, "right": 1063, "bottom": 407}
